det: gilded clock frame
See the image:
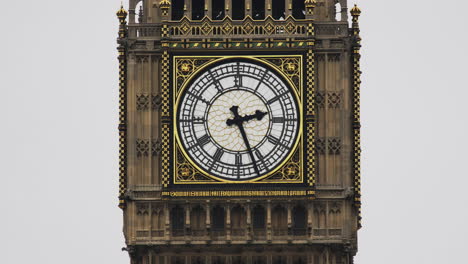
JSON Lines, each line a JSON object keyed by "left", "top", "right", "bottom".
{"left": 172, "top": 55, "right": 304, "bottom": 185}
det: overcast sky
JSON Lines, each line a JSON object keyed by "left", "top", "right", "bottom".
{"left": 1, "top": 0, "right": 467, "bottom": 263}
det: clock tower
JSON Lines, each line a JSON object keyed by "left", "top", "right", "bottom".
{"left": 116, "top": 0, "right": 362, "bottom": 264}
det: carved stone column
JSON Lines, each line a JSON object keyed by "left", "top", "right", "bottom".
{"left": 246, "top": 202, "right": 252, "bottom": 239}
{"left": 245, "top": 0, "right": 252, "bottom": 17}
{"left": 226, "top": 204, "right": 231, "bottom": 240}
{"left": 286, "top": 0, "right": 292, "bottom": 17}
{"left": 164, "top": 204, "right": 170, "bottom": 239}
{"left": 266, "top": 200, "right": 271, "bottom": 241}
{"left": 265, "top": 0, "right": 272, "bottom": 17}
{"left": 226, "top": 0, "right": 232, "bottom": 18}
{"left": 206, "top": 201, "right": 211, "bottom": 230}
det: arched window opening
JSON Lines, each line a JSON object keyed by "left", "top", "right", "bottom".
{"left": 152, "top": 208, "right": 164, "bottom": 236}
{"left": 170, "top": 206, "right": 185, "bottom": 236}
{"left": 271, "top": 205, "right": 287, "bottom": 236}
{"left": 335, "top": 2, "right": 342, "bottom": 21}
{"left": 212, "top": 0, "right": 225, "bottom": 20}
{"left": 192, "top": 0, "right": 205, "bottom": 20}
{"left": 172, "top": 0, "right": 184, "bottom": 20}
{"left": 231, "top": 205, "right": 246, "bottom": 236}
{"left": 293, "top": 257, "right": 306, "bottom": 264}
{"left": 190, "top": 206, "right": 206, "bottom": 236}
{"left": 232, "top": 0, "right": 245, "bottom": 20}
{"left": 212, "top": 205, "right": 225, "bottom": 230}
{"left": 135, "top": 1, "right": 144, "bottom": 23}
{"left": 292, "top": 205, "right": 307, "bottom": 236}
{"left": 252, "top": 0, "right": 265, "bottom": 20}
{"left": 172, "top": 256, "right": 185, "bottom": 264}
{"left": 213, "top": 257, "right": 226, "bottom": 264}
{"left": 253, "top": 257, "right": 266, "bottom": 264}
{"left": 272, "top": 0, "right": 285, "bottom": 20}
{"left": 292, "top": 0, "right": 305, "bottom": 19}
{"left": 273, "top": 256, "right": 287, "bottom": 264}
{"left": 252, "top": 205, "right": 266, "bottom": 229}
{"left": 192, "top": 256, "right": 205, "bottom": 264}
{"left": 232, "top": 256, "right": 245, "bottom": 264}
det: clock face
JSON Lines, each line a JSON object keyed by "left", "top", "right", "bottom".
{"left": 177, "top": 60, "right": 300, "bottom": 181}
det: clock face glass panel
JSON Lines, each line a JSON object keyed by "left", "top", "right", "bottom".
{"left": 177, "top": 61, "right": 299, "bottom": 181}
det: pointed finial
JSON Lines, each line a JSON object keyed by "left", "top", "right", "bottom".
{"left": 350, "top": 4, "right": 361, "bottom": 17}
{"left": 305, "top": 0, "right": 317, "bottom": 9}
{"left": 116, "top": 3, "right": 128, "bottom": 21}
{"left": 159, "top": 0, "right": 171, "bottom": 16}
{"left": 304, "top": 0, "right": 317, "bottom": 16}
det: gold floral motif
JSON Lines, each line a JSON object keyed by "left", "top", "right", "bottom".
{"left": 175, "top": 58, "right": 216, "bottom": 92}
{"left": 259, "top": 57, "right": 301, "bottom": 89}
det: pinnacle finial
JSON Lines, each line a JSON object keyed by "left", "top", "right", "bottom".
{"left": 116, "top": 3, "right": 128, "bottom": 20}
{"left": 159, "top": 0, "right": 171, "bottom": 9}
{"left": 305, "top": 0, "right": 317, "bottom": 9}
{"left": 350, "top": 4, "right": 361, "bottom": 17}
{"left": 159, "top": 0, "right": 171, "bottom": 16}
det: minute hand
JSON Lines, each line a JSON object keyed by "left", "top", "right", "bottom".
{"left": 236, "top": 122, "right": 261, "bottom": 177}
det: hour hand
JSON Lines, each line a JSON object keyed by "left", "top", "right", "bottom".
{"left": 242, "top": 110, "right": 267, "bottom": 122}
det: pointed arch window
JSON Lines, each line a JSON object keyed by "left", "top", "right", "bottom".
{"left": 252, "top": 0, "right": 265, "bottom": 20}
{"left": 292, "top": 0, "right": 305, "bottom": 19}
{"left": 292, "top": 205, "right": 307, "bottom": 236}
{"left": 272, "top": 0, "right": 285, "bottom": 20}
{"left": 232, "top": 0, "right": 245, "bottom": 20}
{"left": 212, "top": 0, "right": 226, "bottom": 20}
{"left": 172, "top": 0, "right": 184, "bottom": 20}
{"left": 212, "top": 205, "right": 225, "bottom": 230}
{"left": 170, "top": 206, "right": 185, "bottom": 236}
{"left": 192, "top": 0, "right": 205, "bottom": 20}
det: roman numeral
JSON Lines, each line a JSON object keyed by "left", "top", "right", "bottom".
{"left": 254, "top": 70, "right": 267, "bottom": 92}
{"left": 267, "top": 135, "right": 280, "bottom": 145}
{"left": 272, "top": 117, "right": 285, "bottom": 123}
{"left": 267, "top": 93, "right": 287, "bottom": 104}
{"left": 235, "top": 62, "right": 243, "bottom": 87}
{"left": 235, "top": 154, "right": 242, "bottom": 166}
{"left": 193, "top": 117, "right": 205, "bottom": 124}
{"left": 272, "top": 117, "right": 297, "bottom": 123}
{"left": 212, "top": 148, "right": 224, "bottom": 162}
{"left": 255, "top": 150, "right": 264, "bottom": 159}
{"left": 209, "top": 70, "right": 223, "bottom": 92}
{"left": 197, "top": 134, "right": 211, "bottom": 147}
{"left": 187, "top": 92, "right": 210, "bottom": 105}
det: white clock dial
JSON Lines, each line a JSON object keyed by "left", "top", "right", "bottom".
{"left": 177, "top": 61, "right": 299, "bottom": 181}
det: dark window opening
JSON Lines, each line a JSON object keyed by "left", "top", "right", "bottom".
{"left": 232, "top": 0, "right": 245, "bottom": 20}
{"left": 192, "top": 0, "right": 205, "bottom": 20}
{"left": 273, "top": 256, "right": 287, "bottom": 264}
{"left": 212, "top": 0, "right": 225, "bottom": 20}
{"left": 252, "top": 0, "right": 265, "bottom": 20}
{"left": 172, "top": 257, "right": 185, "bottom": 264}
{"left": 170, "top": 206, "right": 185, "bottom": 236}
{"left": 292, "top": 205, "right": 307, "bottom": 228}
{"left": 212, "top": 205, "right": 225, "bottom": 230}
{"left": 292, "top": 205, "right": 307, "bottom": 235}
{"left": 253, "top": 257, "right": 266, "bottom": 264}
{"left": 192, "top": 256, "right": 205, "bottom": 264}
{"left": 293, "top": 257, "right": 306, "bottom": 264}
{"left": 272, "top": 0, "right": 285, "bottom": 20}
{"left": 213, "top": 257, "right": 225, "bottom": 264}
{"left": 252, "top": 206, "right": 266, "bottom": 229}
{"left": 171, "top": 0, "right": 184, "bottom": 20}
{"left": 292, "top": 0, "right": 305, "bottom": 19}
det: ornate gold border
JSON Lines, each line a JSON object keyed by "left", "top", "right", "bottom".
{"left": 116, "top": 6, "right": 128, "bottom": 209}
{"left": 351, "top": 6, "right": 363, "bottom": 228}
{"left": 172, "top": 55, "right": 304, "bottom": 184}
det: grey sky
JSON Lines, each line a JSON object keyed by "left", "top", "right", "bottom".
{"left": 1, "top": 0, "right": 467, "bottom": 263}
